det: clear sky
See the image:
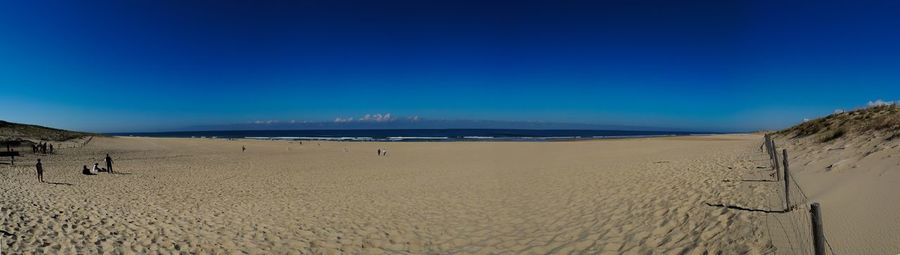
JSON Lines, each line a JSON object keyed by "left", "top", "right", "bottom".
{"left": 1, "top": 0, "right": 899, "bottom": 133}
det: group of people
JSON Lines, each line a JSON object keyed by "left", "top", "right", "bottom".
{"left": 82, "top": 154, "right": 115, "bottom": 175}
{"left": 33, "top": 153, "right": 115, "bottom": 182}
{"left": 32, "top": 142, "right": 53, "bottom": 154}
{"left": 377, "top": 148, "right": 388, "bottom": 156}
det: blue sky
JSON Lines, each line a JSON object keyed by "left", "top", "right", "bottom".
{"left": 1, "top": 0, "right": 899, "bottom": 133}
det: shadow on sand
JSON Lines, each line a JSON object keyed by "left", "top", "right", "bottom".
{"left": 45, "top": 181, "right": 73, "bottom": 186}
{"left": 705, "top": 202, "right": 789, "bottom": 214}
{"left": 0, "top": 229, "right": 15, "bottom": 238}
{"left": 721, "top": 179, "right": 777, "bottom": 183}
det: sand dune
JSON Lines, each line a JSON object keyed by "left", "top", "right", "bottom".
{"left": 766, "top": 105, "right": 900, "bottom": 254}
{"left": 1, "top": 135, "right": 785, "bottom": 254}
{"left": 773, "top": 132, "right": 900, "bottom": 254}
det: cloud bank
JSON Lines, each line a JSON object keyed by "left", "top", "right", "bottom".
{"left": 334, "top": 113, "right": 397, "bottom": 123}
{"left": 867, "top": 99, "right": 896, "bottom": 107}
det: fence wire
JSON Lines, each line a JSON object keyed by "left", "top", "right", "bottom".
{"left": 761, "top": 136, "right": 837, "bottom": 255}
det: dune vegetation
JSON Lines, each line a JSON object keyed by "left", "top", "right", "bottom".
{"left": 0, "top": 120, "right": 92, "bottom": 142}
{"left": 777, "top": 104, "right": 900, "bottom": 142}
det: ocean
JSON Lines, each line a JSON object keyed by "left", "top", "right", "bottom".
{"left": 109, "top": 129, "right": 710, "bottom": 142}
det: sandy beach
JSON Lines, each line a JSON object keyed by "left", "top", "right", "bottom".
{"left": 5, "top": 0, "right": 899, "bottom": 253}
{"left": 1, "top": 134, "right": 798, "bottom": 254}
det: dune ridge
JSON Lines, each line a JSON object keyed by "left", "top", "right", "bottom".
{"left": 772, "top": 104, "right": 900, "bottom": 254}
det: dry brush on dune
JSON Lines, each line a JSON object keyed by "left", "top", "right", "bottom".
{"left": 0, "top": 120, "right": 92, "bottom": 142}
{"left": 777, "top": 104, "right": 900, "bottom": 143}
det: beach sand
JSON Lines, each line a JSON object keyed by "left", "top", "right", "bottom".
{"left": 1, "top": 134, "right": 783, "bottom": 254}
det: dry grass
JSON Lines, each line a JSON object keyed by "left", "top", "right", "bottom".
{"left": 818, "top": 127, "right": 847, "bottom": 143}
{"left": 778, "top": 104, "right": 900, "bottom": 143}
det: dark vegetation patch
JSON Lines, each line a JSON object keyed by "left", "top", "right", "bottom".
{"left": 0, "top": 120, "right": 93, "bottom": 141}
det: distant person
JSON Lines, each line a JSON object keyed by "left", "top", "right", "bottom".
{"left": 378, "top": 149, "right": 381, "bottom": 156}
{"left": 105, "top": 154, "right": 114, "bottom": 174}
{"left": 32, "top": 144, "right": 37, "bottom": 153}
{"left": 242, "top": 146, "right": 246, "bottom": 152}
{"left": 383, "top": 150, "right": 388, "bottom": 156}
{"left": 82, "top": 165, "right": 95, "bottom": 175}
{"left": 35, "top": 159, "right": 44, "bottom": 183}
{"left": 48, "top": 144, "right": 54, "bottom": 154}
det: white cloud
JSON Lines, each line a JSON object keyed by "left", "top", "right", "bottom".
{"left": 359, "top": 113, "right": 394, "bottom": 122}
{"left": 803, "top": 118, "right": 811, "bottom": 122}
{"left": 833, "top": 109, "right": 845, "bottom": 114}
{"left": 334, "top": 117, "right": 354, "bottom": 123}
{"left": 333, "top": 113, "right": 402, "bottom": 123}
{"left": 867, "top": 99, "right": 896, "bottom": 107}
{"left": 407, "top": 116, "right": 420, "bottom": 121}
{"left": 253, "top": 120, "right": 279, "bottom": 124}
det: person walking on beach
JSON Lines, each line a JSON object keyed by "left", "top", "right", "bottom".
{"left": 35, "top": 159, "right": 44, "bottom": 183}
{"left": 105, "top": 154, "right": 114, "bottom": 174}
{"left": 242, "top": 146, "right": 246, "bottom": 152}
{"left": 377, "top": 149, "right": 381, "bottom": 156}
{"left": 48, "top": 143, "right": 54, "bottom": 154}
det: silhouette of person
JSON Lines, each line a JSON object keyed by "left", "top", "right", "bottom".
{"left": 378, "top": 149, "right": 381, "bottom": 156}
{"left": 242, "top": 146, "right": 246, "bottom": 152}
{"left": 105, "top": 154, "right": 114, "bottom": 174}
{"left": 36, "top": 159, "right": 44, "bottom": 183}
{"left": 49, "top": 144, "right": 54, "bottom": 154}
{"left": 92, "top": 163, "right": 105, "bottom": 173}
{"left": 82, "top": 165, "right": 94, "bottom": 175}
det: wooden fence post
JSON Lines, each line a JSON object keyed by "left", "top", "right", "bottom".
{"left": 783, "top": 149, "right": 791, "bottom": 211}
{"left": 761, "top": 136, "right": 766, "bottom": 152}
{"left": 766, "top": 136, "right": 774, "bottom": 166}
{"left": 810, "top": 203, "right": 825, "bottom": 255}
{"left": 772, "top": 140, "right": 780, "bottom": 171}
{"left": 782, "top": 148, "right": 789, "bottom": 178}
